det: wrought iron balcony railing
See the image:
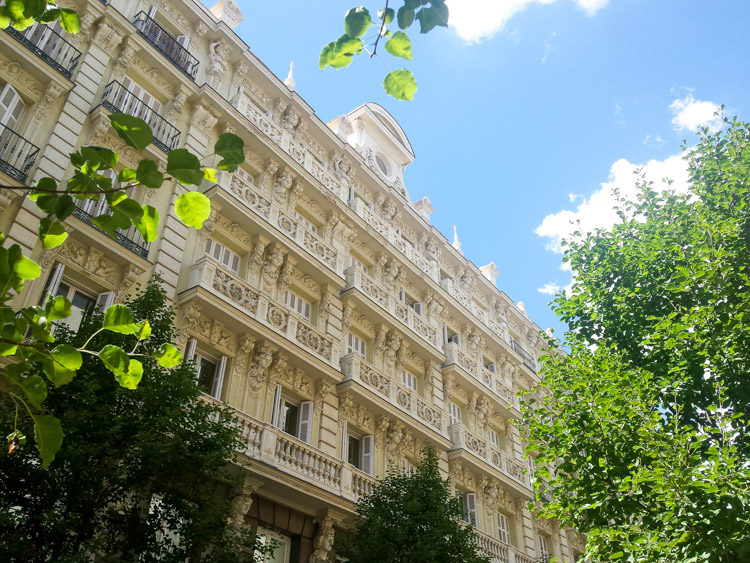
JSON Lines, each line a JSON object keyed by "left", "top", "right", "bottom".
{"left": 511, "top": 338, "right": 536, "bottom": 372}
{"left": 132, "top": 11, "right": 198, "bottom": 80}
{"left": 101, "top": 80, "right": 180, "bottom": 153}
{"left": 4, "top": 23, "right": 81, "bottom": 79}
{"left": 0, "top": 124, "right": 39, "bottom": 184}
{"left": 72, "top": 200, "right": 150, "bottom": 259}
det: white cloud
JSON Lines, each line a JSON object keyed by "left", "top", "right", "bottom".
{"left": 535, "top": 153, "right": 690, "bottom": 253}
{"left": 669, "top": 93, "right": 722, "bottom": 132}
{"left": 538, "top": 282, "right": 561, "bottom": 295}
{"left": 447, "top": 0, "right": 608, "bottom": 43}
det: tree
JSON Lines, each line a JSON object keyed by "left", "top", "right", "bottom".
{"left": 320, "top": 2, "right": 450, "bottom": 101}
{"left": 0, "top": 281, "right": 267, "bottom": 562}
{"left": 521, "top": 117, "right": 750, "bottom": 562}
{"left": 336, "top": 448, "right": 490, "bottom": 563}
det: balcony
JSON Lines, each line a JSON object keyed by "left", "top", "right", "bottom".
{"left": 510, "top": 338, "right": 536, "bottom": 373}
{"left": 448, "top": 423, "right": 530, "bottom": 493}
{"left": 443, "top": 342, "right": 517, "bottom": 411}
{"left": 101, "top": 80, "right": 180, "bottom": 153}
{"left": 348, "top": 197, "right": 440, "bottom": 281}
{"left": 475, "top": 529, "right": 536, "bottom": 563}
{"left": 132, "top": 11, "right": 198, "bottom": 80}
{"left": 0, "top": 125, "right": 39, "bottom": 184}
{"left": 212, "top": 171, "right": 342, "bottom": 276}
{"left": 340, "top": 353, "right": 444, "bottom": 434}
{"left": 187, "top": 257, "right": 340, "bottom": 368}
{"left": 204, "top": 396, "right": 376, "bottom": 502}
{"left": 343, "top": 265, "right": 442, "bottom": 353}
{"left": 72, "top": 200, "right": 150, "bottom": 259}
{"left": 4, "top": 23, "right": 81, "bottom": 79}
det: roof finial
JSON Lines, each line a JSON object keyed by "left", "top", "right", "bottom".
{"left": 452, "top": 225, "right": 463, "bottom": 255}
{"left": 284, "top": 61, "right": 295, "bottom": 91}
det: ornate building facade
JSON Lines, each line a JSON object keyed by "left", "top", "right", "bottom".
{"left": 0, "top": 0, "right": 584, "bottom": 561}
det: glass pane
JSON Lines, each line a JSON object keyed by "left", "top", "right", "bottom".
{"left": 348, "top": 435, "right": 360, "bottom": 468}
{"left": 197, "top": 357, "right": 217, "bottom": 393}
{"left": 282, "top": 401, "right": 299, "bottom": 437}
{"left": 64, "top": 288, "right": 97, "bottom": 331}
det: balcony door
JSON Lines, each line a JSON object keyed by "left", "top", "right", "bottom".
{"left": 115, "top": 77, "right": 163, "bottom": 130}
{"left": 0, "top": 83, "right": 26, "bottom": 166}
{"left": 26, "top": 20, "right": 63, "bottom": 57}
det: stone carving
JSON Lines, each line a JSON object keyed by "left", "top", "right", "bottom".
{"left": 116, "top": 264, "right": 143, "bottom": 300}
{"left": 248, "top": 239, "right": 267, "bottom": 278}
{"left": 262, "top": 245, "right": 286, "bottom": 286}
{"left": 338, "top": 394, "right": 373, "bottom": 432}
{"left": 33, "top": 81, "right": 65, "bottom": 121}
{"left": 206, "top": 39, "right": 230, "bottom": 88}
{"left": 229, "top": 476, "right": 259, "bottom": 528}
{"left": 232, "top": 61, "right": 248, "bottom": 89}
{"left": 246, "top": 343, "right": 275, "bottom": 393}
{"left": 230, "top": 175, "right": 271, "bottom": 218}
{"left": 469, "top": 393, "right": 491, "bottom": 433}
{"left": 130, "top": 56, "right": 177, "bottom": 98}
{"left": 0, "top": 59, "right": 42, "bottom": 98}
{"left": 384, "top": 332, "right": 401, "bottom": 369}
{"left": 295, "top": 323, "right": 333, "bottom": 360}
{"left": 288, "top": 180, "right": 304, "bottom": 211}
{"left": 233, "top": 334, "right": 256, "bottom": 376}
{"left": 277, "top": 257, "right": 295, "bottom": 297}
{"left": 374, "top": 416, "right": 391, "bottom": 448}
{"left": 267, "top": 304, "right": 289, "bottom": 331}
{"left": 92, "top": 21, "right": 124, "bottom": 52}
{"left": 191, "top": 103, "right": 219, "bottom": 134}
{"left": 382, "top": 259, "right": 400, "bottom": 290}
{"left": 193, "top": 21, "right": 208, "bottom": 40}
{"left": 360, "top": 363, "right": 390, "bottom": 398}
{"left": 319, "top": 291, "right": 332, "bottom": 330}
{"left": 314, "top": 381, "right": 332, "bottom": 415}
{"left": 303, "top": 232, "right": 337, "bottom": 270}
{"left": 149, "top": 0, "right": 189, "bottom": 27}
{"left": 272, "top": 99, "right": 288, "bottom": 125}
{"left": 166, "top": 85, "right": 189, "bottom": 122}
{"left": 273, "top": 168, "right": 295, "bottom": 203}
{"left": 261, "top": 159, "right": 280, "bottom": 191}
{"left": 67, "top": 9, "right": 96, "bottom": 47}
{"left": 325, "top": 212, "right": 356, "bottom": 250}
{"left": 310, "top": 516, "right": 335, "bottom": 563}
{"left": 112, "top": 39, "right": 136, "bottom": 80}
{"left": 281, "top": 106, "right": 301, "bottom": 133}
{"left": 213, "top": 269, "right": 259, "bottom": 314}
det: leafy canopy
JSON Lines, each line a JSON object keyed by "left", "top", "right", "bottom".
{"left": 522, "top": 116, "right": 750, "bottom": 563}
{"left": 336, "top": 448, "right": 489, "bottom": 563}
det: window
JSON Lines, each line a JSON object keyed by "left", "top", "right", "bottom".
{"left": 293, "top": 208, "right": 318, "bottom": 234}
{"left": 55, "top": 281, "right": 99, "bottom": 331}
{"left": 233, "top": 166, "right": 255, "bottom": 185}
{"left": 444, "top": 326, "right": 461, "bottom": 346}
{"left": 347, "top": 333, "right": 366, "bottom": 357}
{"left": 115, "top": 76, "right": 162, "bottom": 126}
{"left": 271, "top": 384, "right": 313, "bottom": 444}
{"left": 147, "top": 493, "right": 188, "bottom": 559}
{"left": 375, "top": 153, "right": 389, "bottom": 176}
{"left": 402, "top": 457, "right": 416, "bottom": 476}
{"left": 483, "top": 358, "right": 497, "bottom": 373}
{"left": 205, "top": 238, "right": 240, "bottom": 274}
{"left": 399, "top": 289, "right": 423, "bottom": 316}
{"left": 0, "top": 83, "right": 25, "bottom": 131}
{"left": 340, "top": 420, "right": 373, "bottom": 475}
{"left": 255, "top": 527, "right": 292, "bottom": 563}
{"left": 489, "top": 429, "right": 501, "bottom": 449}
{"left": 400, "top": 370, "right": 418, "bottom": 392}
{"left": 448, "top": 403, "right": 462, "bottom": 426}
{"left": 497, "top": 512, "right": 511, "bottom": 545}
{"left": 75, "top": 169, "right": 120, "bottom": 217}
{"left": 538, "top": 535, "right": 550, "bottom": 561}
{"left": 286, "top": 290, "right": 311, "bottom": 321}
{"left": 184, "top": 341, "right": 227, "bottom": 400}
{"left": 457, "top": 492, "right": 477, "bottom": 527}
{"left": 348, "top": 254, "right": 369, "bottom": 274}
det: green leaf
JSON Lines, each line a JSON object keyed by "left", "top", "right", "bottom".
{"left": 152, "top": 343, "right": 182, "bottom": 368}
{"left": 174, "top": 192, "right": 211, "bottom": 229}
{"left": 119, "top": 168, "right": 137, "bottom": 183}
{"left": 383, "top": 69, "right": 417, "bottom": 101}
{"left": 30, "top": 413, "right": 63, "bottom": 468}
{"left": 0, "top": 9, "right": 9, "bottom": 29}
{"left": 204, "top": 168, "right": 218, "bottom": 183}
{"left": 215, "top": 133, "right": 245, "bottom": 172}
{"left": 99, "top": 344, "right": 129, "bottom": 376}
{"left": 135, "top": 205, "right": 159, "bottom": 243}
{"left": 319, "top": 35, "right": 363, "bottom": 70}
{"left": 54, "top": 194, "right": 75, "bottom": 221}
{"left": 109, "top": 114, "right": 153, "bottom": 151}
{"left": 21, "top": 375, "right": 47, "bottom": 409}
{"left": 58, "top": 8, "right": 80, "bottom": 34}
{"left": 112, "top": 197, "right": 144, "bottom": 224}
{"left": 134, "top": 320, "right": 151, "bottom": 341}
{"left": 46, "top": 295, "right": 72, "bottom": 321}
{"left": 116, "top": 358, "right": 143, "bottom": 389}
{"left": 80, "top": 146, "right": 118, "bottom": 170}
{"left": 378, "top": 7, "right": 395, "bottom": 24}
{"left": 42, "top": 344, "right": 82, "bottom": 386}
{"left": 397, "top": 6, "right": 415, "bottom": 29}
{"left": 13, "top": 253, "right": 40, "bottom": 280}
{"left": 136, "top": 159, "right": 163, "bottom": 189}
{"left": 166, "top": 148, "right": 203, "bottom": 185}
{"left": 102, "top": 304, "right": 138, "bottom": 334}
{"left": 22, "top": 0, "right": 45, "bottom": 18}
{"left": 344, "top": 6, "right": 371, "bottom": 38}
{"left": 91, "top": 214, "right": 121, "bottom": 239}
{"left": 39, "top": 218, "right": 68, "bottom": 249}
{"left": 416, "top": 3, "right": 449, "bottom": 34}
{"left": 385, "top": 31, "right": 413, "bottom": 60}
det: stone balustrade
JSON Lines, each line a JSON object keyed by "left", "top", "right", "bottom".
{"left": 189, "top": 257, "right": 340, "bottom": 367}
{"left": 218, "top": 172, "right": 343, "bottom": 275}
{"left": 344, "top": 265, "right": 443, "bottom": 351}
{"left": 440, "top": 278, "right": 515, "bottom": 347}
{"left": 475, "top": 529, "right": 537, "bottom": 563}
{"left": 350, "top": 466, "right": 377, "bottom": 498}
{"left": 443, "top": 342, "right": 518, "bottom": 411}
{"left": 348, "top": 197, "right": 440, "bottom": 281}
{"left": 449, "top": 422, "right": 530, "bottom": 491}
{"left": 340, "top": 353, "right": 445, "bottom": 434}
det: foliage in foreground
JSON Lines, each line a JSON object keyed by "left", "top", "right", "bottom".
{"left": 522, "top": 117, "right": 750, "bottom": 562}
{"left": 336, "top": 447, "right": 489, "bottom": 563}
{"left": 0, "top": 282, "right": 260, "bottom": 562}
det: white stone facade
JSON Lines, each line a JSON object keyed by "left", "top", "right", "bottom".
{"left": 0, "top": 0, "right": 583, "bottom": 561}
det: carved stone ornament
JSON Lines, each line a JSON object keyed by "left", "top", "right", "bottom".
{"left": 206, "top": 38, "right": 230, "bottom": 89}
{"left": 262, "top": 244, "right": 286, "bottom": 287}
{"left": 53, "top": 240, "right": 119, "bottom": 289}
{"left": 338, "top": 393, "right": 373, "bottom": 432}
{"left": 34, "top": 81, "right": 65, "bottom": 121}
{"left": 0, "top": 58, "right": 42, "bottom": 98}
{"left": 191, "top": 103, "right": 219, "bottom": 135}
{"left": 92, "top": 20, "right": 125, "bottom": 52}
{"left": 314, "top": 381, "right": 332, "bottom": 415}
{"left": 229, "top": 475, "right": 260, "bottom": 528}
{"left": 116, "top": 264, "right": 144, "bottom": 300}
{"left": 246, "top": 343, "right": 275, "bottom": 394}
{"left": 309, "top": 516, "right": 335, "bottom": 563}
{"left": 131, "top": 56, "right": 177, "bottom": 98}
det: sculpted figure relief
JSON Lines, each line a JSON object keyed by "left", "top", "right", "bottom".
{"left": 206, "top": 39, "right": 230, "bottom": 88}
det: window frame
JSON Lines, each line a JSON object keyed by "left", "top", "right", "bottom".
{"left": 285, "top": 290, "right": 312, "bottom": 321}
{"left": 347, "top": 332, "right": 366, "bottom": 358}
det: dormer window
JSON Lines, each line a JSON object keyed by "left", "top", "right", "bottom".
{"left": 375, "top": 152, "right": 390, "bottom": 176}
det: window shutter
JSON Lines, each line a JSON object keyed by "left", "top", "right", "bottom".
{"left": 488, "top": 363, "right": 497, "bottom": 374}
{"left": 176, "top": 35, "right": 190, "bottom": 49}
{"left": 443, "top": 324, "right": 448, "bottom": 345}
{"left": 271, "top": 384, "right": 283, "bottom": 428}
{"left": 96, "top": 291, "right": 116, "bottom": 311}
{"left": 340, "top": 420, "right": 348, "bottom": 461}
{"left": 466, "top": 493, "right": 477, "bottom": 527}
{"left": 298, "top": 401, "right": 313, "bottom": 444}
{"left": 43, "top": 263, "right": 65, "bottom": 298}
{"left": 0, "top": 83, "right": 24, "bottom": 129}
{"left": 498, "top": 513, "right": 511, "bottom": 544}
{"left": 454, "top": 334, "right": 461, "bottom": 346}
{"left": 185, "top": 338, "right": 197, "bottom": 362}
{"left": 399, "top": 288, "right": 406, "bottom": 302}
{"left": 211, "top": 355, "right": 227, "bottom": 399}
{"left": 412, "top": 302, "right": 423, "bottom": 316}
{"left": 361, "top": 435, "right": 373, "bottom": 475}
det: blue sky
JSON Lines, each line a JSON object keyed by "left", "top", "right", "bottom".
{"left": 229, "top": 0, "right": 750, "bottom": 335}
